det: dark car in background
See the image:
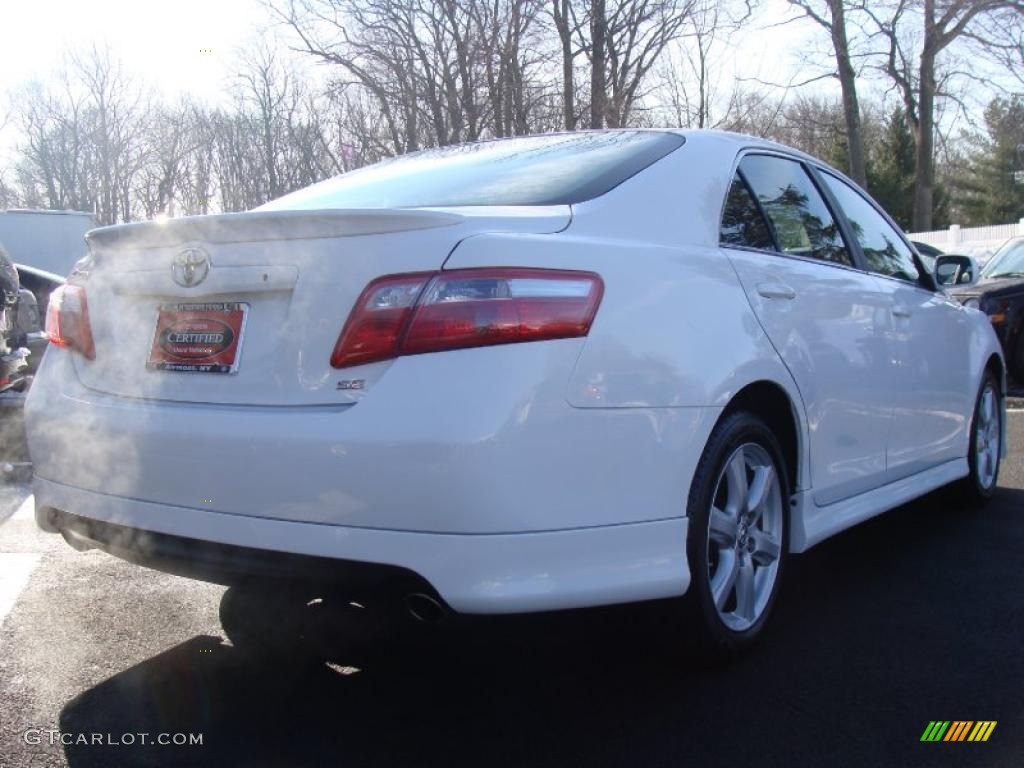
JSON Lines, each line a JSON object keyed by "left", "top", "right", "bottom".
{"left": 12, "top": 264, "right": 63, "bottom": 378}
{"left": 0, "top": 251, "right": 62, "bottom": 478}
{"left": 949, "top": 236, "right": 1024, "bottom": 383}
{"left": 0, "top": 245, "right": 25, "bottom": 391}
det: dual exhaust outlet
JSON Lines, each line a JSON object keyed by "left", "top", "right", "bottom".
{"left": 47, "top": 505, "right": 450, "bottom": 623}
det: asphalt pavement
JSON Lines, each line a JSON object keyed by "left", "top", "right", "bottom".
{"left": 0, "top": 415, "right": 1022, "bottom": 767}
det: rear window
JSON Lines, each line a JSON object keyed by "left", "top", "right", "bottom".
{"left": 257, "top": 132, "right": 684, "bottom": 210}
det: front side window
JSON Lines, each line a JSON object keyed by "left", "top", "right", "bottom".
{"left": 720, "top": 174, "right": 774, "bottom": 250}
{"left": 739, "top": 155, "right": 851, "bottom": 267}
{"left": 820, "top": 172, "right": 921, "bottom": 283}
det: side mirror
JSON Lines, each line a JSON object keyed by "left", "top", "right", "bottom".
{"left": 935, "top": 253, "right": 979, "bottom": 288}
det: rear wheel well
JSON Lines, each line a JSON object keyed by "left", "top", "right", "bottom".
{"left": 722, "top": 382, "right": 800, "bottom": 493}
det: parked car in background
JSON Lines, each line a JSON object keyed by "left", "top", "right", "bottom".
{"left": 0, "top": 249, "right": 50, "bottom": 396}
{"left": 964, "top": 246, "right": 997, "bottom": 269}
{"left": 26, "top": 130, "right": 1007, "bottom": 657}
{"left": 13, "top": 264, "right": 64, "bottom": 379}
{"left": 0, "top": 246, "right": 49, "bottom": 477}
{"left": 949, "top": 236, "right": 1024, "bottom": 383}
{"left": 0, "top": 244, "right": 22, "bottom": 391}
{"left": 0, "top": 210, "right": 86, "bottom": 479}
{"left": 16, "top": 263, "right": 64, "bottom": 313}
{"left": 0, "top": 258, "right": 58, "bottom": 477}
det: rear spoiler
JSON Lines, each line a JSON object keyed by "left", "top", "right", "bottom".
{"left": 86, "top": 209, "right": 465, "bottom": 251}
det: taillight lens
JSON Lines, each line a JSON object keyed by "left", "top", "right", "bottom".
{"left": 45, "top": 284, "right": 95, "bottom": 360}
{"left": 330, "top": 274, "right": 431, "bottom": 368}
{"left": 331, "top": 268, "right": 603, "bottom": 369}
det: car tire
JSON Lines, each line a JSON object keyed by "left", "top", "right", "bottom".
{"left": 684, "top": 410, "right": 789, "bottom": 657}
{"left": 956, "top": 370, "right": 1002, "bottom": 506}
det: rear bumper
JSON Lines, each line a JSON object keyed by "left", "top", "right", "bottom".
{"left": 33, "top": 476, "right": 690, "bottom": 614}
{"left": 45, "top": 507, "right": 439, "bottom": 599}
{"left": 27, "top": 346, "right": 718, "bottom": 535}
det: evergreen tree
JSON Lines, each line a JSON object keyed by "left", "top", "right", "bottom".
{"left": 867, "top": 108, "right": 915, "bottom": 231}
{"left": 956, "top": 97, "right": 1024, "bottom": 226}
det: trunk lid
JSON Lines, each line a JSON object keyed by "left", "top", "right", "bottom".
{"left": 73, "top": 206, "right": 570, "bottom": 405}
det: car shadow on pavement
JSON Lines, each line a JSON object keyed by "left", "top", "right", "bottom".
{"left": 58, "top": 487, "right": 1024, "bottom": 768}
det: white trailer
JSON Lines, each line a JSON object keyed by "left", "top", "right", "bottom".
{"left": 0, "top": 209, "right": 94, "bottom": 277}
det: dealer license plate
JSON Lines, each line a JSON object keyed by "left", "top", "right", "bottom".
{"left": 146, "top": 302, "right": 248, "bottom": 374}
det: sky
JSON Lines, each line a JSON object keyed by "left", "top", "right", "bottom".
{"left": 0, "top": 0, "right": 262, "bottom": 104}
{"left": 0, "top": 0, "right": 806, "bottom": 108}
{"left": 2, "top": 0, "right": 1010, "bottom": 140}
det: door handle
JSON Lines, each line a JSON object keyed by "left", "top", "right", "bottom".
{"left": 892, "top": 305, "right": 912, "bottom": 318}
{"left": 756, "top": 281, "right": 796, "bottom": 300}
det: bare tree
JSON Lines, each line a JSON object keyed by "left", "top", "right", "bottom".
{"left": 268, "top": 0, "right": 532, "bottom": 149}
{"left": 0, "top": 174, "right": 19, "bottom": 208}
{"left": 9, "top": 48, "right": 150, "bottom": 224}
{"left": 175, "top": 104, "right": 217, "bottom": 216}
{"left": 786, "top": 0, "right": 867, "bottom": 186}
{"left": 655, "top": 1, "right": 754, "bottom": 129}
{"left": 72, "top": 45, "right": 149, "bottom": 224}
{"left": 866, "top": 0, "right": 1024, "bottom": 230}
{"left": 589, "top": 0, "right": 608, "bottom": 126}
{"left": 575, "top": 0, "right": 702, "bottom": 127}
{"left": 133, "top": 100, "right": 207, "bottom": 219}
{"left": 551, "top": 0, "right": 584, "bottom": 128}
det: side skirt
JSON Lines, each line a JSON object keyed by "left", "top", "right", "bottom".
{"left": 788, "top": 458, "right": 969, "bottom": 554}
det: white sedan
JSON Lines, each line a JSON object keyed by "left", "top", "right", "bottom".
{"left": 26, "top": 130, "right": 1006, "bottom": 655}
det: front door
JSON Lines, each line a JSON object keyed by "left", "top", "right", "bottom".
{"left": 721, "top": 154, "right": 893, "bottom": 505}
{"left": 817, "top": 171, "right": 973, "bottom": 474}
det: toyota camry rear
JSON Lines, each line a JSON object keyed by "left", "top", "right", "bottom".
{"left": 26, "top": 129, "right": 1005, "bottom": 656}
{"left": 26, "top": 131, "right": 709, "bottom": 619}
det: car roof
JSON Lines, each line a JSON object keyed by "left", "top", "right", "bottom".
{"left": 15, "top": 263, "right": 65, "bottom": 283}
{"left": 555, "top": 127, "right": 845, "bottom": 180}
{"left": 443, "top": 127, "right": 837, "bottom": 173}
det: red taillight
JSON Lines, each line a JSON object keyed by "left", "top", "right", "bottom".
{"left": 45, "top": 284, "right": 95, "bottom": 360}
{"left": 330, "top": 273, "right": 432, "bottom": 368}
{"left": 330, "top": 268, "right": 603, "bottom": 369}
{"left": 402, "top": 269, "right": 603, "bottom": 353}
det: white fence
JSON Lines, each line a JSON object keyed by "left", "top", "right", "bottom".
{"left": 909, "top": 219, "right": 1024, "bottom": 258}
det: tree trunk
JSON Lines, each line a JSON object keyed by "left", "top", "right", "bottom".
{"left": 913, "top": 49, "right": 937, "bottom": 231}
{"left": 829, "top": 0, "right": 866, "bottom": 187}
{"left": 554, "top": 0, "right": 576, "bottom": 130}
{"left": 590, "top": 0, "right": 606, "bottom": 129}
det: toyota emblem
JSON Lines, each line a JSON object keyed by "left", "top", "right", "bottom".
{"left": 172, "top": 246, "right": 211, "bottom": 287}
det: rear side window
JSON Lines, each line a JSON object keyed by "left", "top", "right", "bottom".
{"left": 739, "top": 155, "right": 852, "bottom": 267}
{"left": 820, "top": 172, "right": 921, "bottom": 283}
{"left": 257, "top": 131, "right": 685, "bottom": 210}
{"left": 720, "top": 174, "right": 774, "bottom": 250}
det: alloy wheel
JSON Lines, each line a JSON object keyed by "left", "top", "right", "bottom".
{"left": 705, "top": 443, "right": 784, "bottom": 632}
{"left": 975, "top": 383, "right": 1000, "bottom": 490}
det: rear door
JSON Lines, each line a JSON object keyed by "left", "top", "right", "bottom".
{"left": 816, "top": 170, "right": 972, "bottom": 473}
{"left": 721, "top": 153, "right": 893, "bottom": 505}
